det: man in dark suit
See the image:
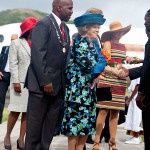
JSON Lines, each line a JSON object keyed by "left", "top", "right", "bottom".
{"left": 24, "top": 0, "right": 73, "bottom": 149}
{"left": 0, "top": 34, "right": 18, "bottom": 124}
{"left": 119, "top": 9, "right": 150, "bottom": 150}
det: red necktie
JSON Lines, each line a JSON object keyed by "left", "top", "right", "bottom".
{"left": 60, "top": 23, "right": 66, "bottom": 42}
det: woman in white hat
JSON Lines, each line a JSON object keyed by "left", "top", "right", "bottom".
{"left": 93, "top": 21, "right": 131, "bottom": 150}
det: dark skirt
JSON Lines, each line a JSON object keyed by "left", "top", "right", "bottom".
{"left": 61, "top": 101, "right": 96, "bottom": 136}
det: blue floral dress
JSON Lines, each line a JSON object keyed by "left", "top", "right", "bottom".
{"left": 61, "top": 35, "right": 106, "bottom": 136}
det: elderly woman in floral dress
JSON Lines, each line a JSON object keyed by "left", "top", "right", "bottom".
{"left": 61, "top": 11, "right": 122, "bottom": 150}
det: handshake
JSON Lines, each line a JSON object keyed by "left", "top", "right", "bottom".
{"left": 104, "top": 64, "right": 129, "bottom": 78}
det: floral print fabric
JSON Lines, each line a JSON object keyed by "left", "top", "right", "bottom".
{"left": 61, "top": 35, "right": 104, "bottom": 136}
{"left": 61, "top": 102, "right": 96, "bottom": 136}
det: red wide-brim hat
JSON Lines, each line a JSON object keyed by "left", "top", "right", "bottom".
{"left": 20, "top": 17, "right": 38, "bottom": 37}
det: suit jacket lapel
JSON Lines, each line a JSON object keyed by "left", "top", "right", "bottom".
{"left": 20, "top": 39, "right": 31, "bottom": 56}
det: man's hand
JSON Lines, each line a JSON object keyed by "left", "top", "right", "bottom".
{"left": 116, "top": 64, "right": 129, "bottom": 78}
{"left": 13, "top": 83, "right": 21, "bottom": 93}
{"left": 112, "top": 68, "right": 126, "bottom": 78}
{"left": 136, "top": 93, "right": 146, "bottom": 110}
{"left": 104, "top": 65, "right": 128, "bottom": 78}
{"left": 0, "top": 72, "right": 3, "bottom": 80}
{"left": 43, "top": 83, "right": 53, "bottom": 95}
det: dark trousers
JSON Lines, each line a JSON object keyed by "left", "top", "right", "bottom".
{"left": 0, "top": 72, "right": 10, "bottom": 123}
{"left": 142, "top": 96, "right": 150, "bottom": 150}
{"left": 54, "top": 100, "right": 64, "bottom": 134}
{"left": 25, "top": 89, "right": 63, "bottom": 150}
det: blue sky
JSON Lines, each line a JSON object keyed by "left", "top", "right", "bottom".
{"left": 0, "top": 0, "right": 150, "bottom": 28}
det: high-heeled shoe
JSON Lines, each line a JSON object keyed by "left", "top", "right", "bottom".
{"left": 4, "top": 138, "right": 12, "bottom": 150}
{"left": 17, "top": 139, "right": 24, "bottom": 150}
{"left": 92, "top": 141, "right": 99, "bottom": 150}
{"left": 4, "top": 144, "right": 12, "bottom": 150}
{"left": 108, "top": 140, "right": 118, "bottom": 150}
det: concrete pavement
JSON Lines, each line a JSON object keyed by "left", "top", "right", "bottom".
{"left": 1, "top": 94, "right": 144, "bottom": 149}
{"left": 0, "top": 120, "right": 144, "bottom": 150}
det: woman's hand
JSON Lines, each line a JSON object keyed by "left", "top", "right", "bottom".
{"left": 111, "top": 67, "right": 124, "bottom": 77}
{"left": 13, "top": 83, "right": 21, "bottom": 93}
{"left": 125, "top": 99, "right": 131, "bottom": 106}
{"left": 104, "top": 65, "right": 126, "bottom": 78}
{"left": 116, "top": 64, "right": 129, "bottom": 78}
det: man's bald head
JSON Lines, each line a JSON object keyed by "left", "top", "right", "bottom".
{"left": 53, "top": 0, "right": 68, "bottom": 8}
{"left": 11, "top": 34, "right": 18, "bottom": 41}
{"left": 52, "top": 0, "right": 73, "bottom": 22}
{"left": 52, "top": 0, "right": 60, "bottom": 7}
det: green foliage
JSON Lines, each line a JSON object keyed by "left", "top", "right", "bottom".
{"left": 0, "top": 9, "right": 48, "bottom": 26}
{"left": 2, "top": 108, "right": 9, "bottom": 123}
{"left": 0, "top": 9, "right": 73, "bottom": 26}
{"left": 68, "top": 20, "right": 73, "bottom": 24}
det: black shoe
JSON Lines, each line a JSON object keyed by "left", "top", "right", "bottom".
{"left": 17, "top": 140, "right": 24, "bottom": 150}
{"left": 86, "top": 136, "right": 94, "bottom": 144}
{"left": 83, "top": 144, "right": 86, "bottom": 150}
{"left": 4, "top": 138, "right": 12, "bottom": 150}
{"left": 100, "top": 136, "right": 103, "bottom": 143}
{"left": 4, "top": 144, "right": 12, "bottom": 150}
{"left": 104, "top": 138, "right": 109, "bottom": 143}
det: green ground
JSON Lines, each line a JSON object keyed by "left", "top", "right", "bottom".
{"left": 2, "top": 108, "right": 9, "bottom": 122}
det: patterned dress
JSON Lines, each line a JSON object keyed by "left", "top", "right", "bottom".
{"left": 61, "top": 35, "right": 105, "bottom": 136}
{"left": 96, "top": 42, "right": 127, "bottom": 110}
